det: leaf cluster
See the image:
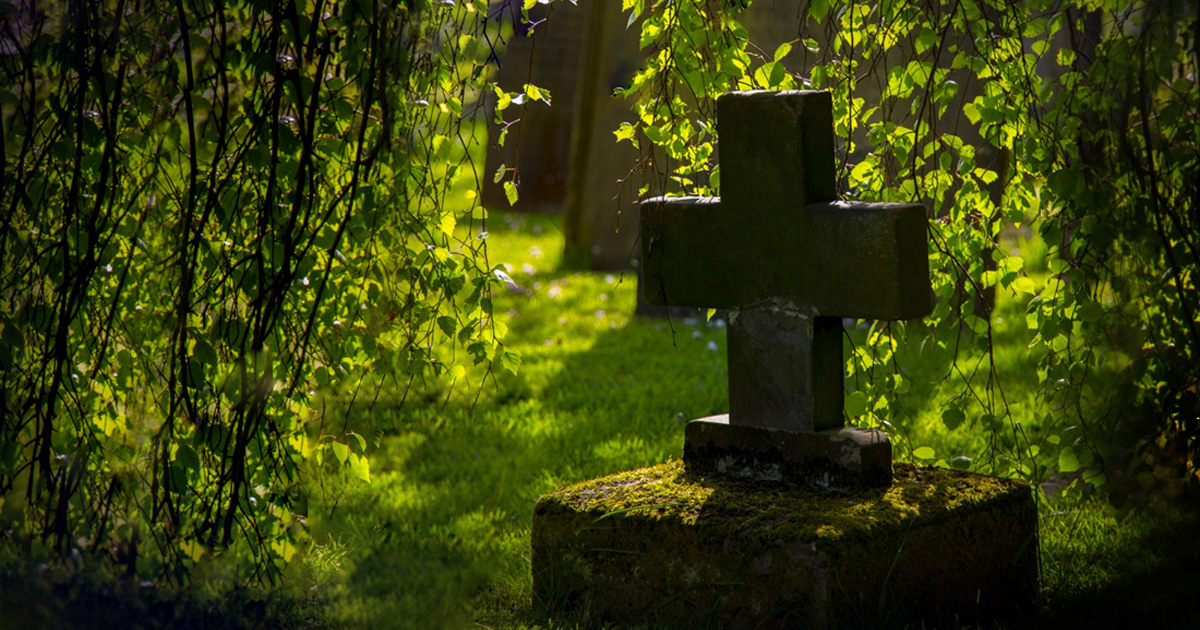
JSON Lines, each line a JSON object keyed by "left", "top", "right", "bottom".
{"left": 0, "top": 0, "right": 531, "bottom": 584}
{"left": 620, "top": 0, "right": 1198, "bottom": 496}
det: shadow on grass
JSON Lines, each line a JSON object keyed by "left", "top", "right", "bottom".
{"left": 1038, "top": 502, "right": 1200, "bottom": 629}
{"left": 309, "top": 305, "right": 729, "bottom": 627}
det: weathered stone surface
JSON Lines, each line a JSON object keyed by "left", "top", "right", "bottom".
{"left": 532, "top": 461, "right": 1039, "bottom": 629}
{"left": 639, "top": 197, "right": 931, "bottom": 319}
{"left": 726, "top": 304, "right": 844, "bottom": 432}
{"left": 683, "top": 415, "right": 892, "bottom": 489}
{"left": 639, "top": 91, "right": 932, "bottom": 319}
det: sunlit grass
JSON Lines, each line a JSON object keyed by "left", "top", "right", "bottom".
{"left": 291, "top": 212, "right": 1196, "bottom": 629}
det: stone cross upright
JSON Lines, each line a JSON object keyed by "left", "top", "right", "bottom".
{"left": 641, "top": 90, "right": 932, "bottom": 487}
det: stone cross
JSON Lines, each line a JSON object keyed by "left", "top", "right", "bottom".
{"left": 640, "top": 90, "right": 931, "bottom": 487}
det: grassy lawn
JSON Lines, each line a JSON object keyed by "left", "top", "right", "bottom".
{"left": 2, "top": 211, "right": 1196, "bottom": 629}
{"left": 292, "top": 212, "right": 1199, "bottom": 628}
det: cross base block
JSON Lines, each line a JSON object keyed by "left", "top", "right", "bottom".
{"left": 532, "top": 461, "right": 1039, "bottom": 630}
{"left": 684, "top": 414, "right": 891, "bottom": 489}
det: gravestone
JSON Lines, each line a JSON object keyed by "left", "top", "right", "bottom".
{"left": 532, "top": 90, "right": 1039, "bottom": 629}
{"left": 641, "top": 90, "right": 928, "bottom": 488}
{"left": 482, "top": 2, "right": 586, "bottom": 211}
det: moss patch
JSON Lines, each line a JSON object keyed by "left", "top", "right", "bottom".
{"left": 537, "top": 460, "right": 1024, "bottom": 544}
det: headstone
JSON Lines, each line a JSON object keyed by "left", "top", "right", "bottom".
{"left": 531, "top": 91, "right": 1039, "bottom": 629}
{"left": 641, "top": 90, "right": 929, "bottom": 487}
{"left": 560, "top": 0, "right": 642, "bottom": 269}
{"left": 482, "top": 2, "right": 586, "bottom": 211}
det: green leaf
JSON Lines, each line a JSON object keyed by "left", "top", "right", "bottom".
{"left": 349, "top": 453, "right": 370, "bottom": 482}
{"left": 498, "top": 346, "right": 521, "bottom": 376}
{"left": 942, "top": 407, "right": 965, "bottom": 430}
{"left": 808, "top": 0, "right": 831, "bottom": 22}
{"left": 1012, "top": 277, "right": 1037, "bottom": 295}
{"left": 1058, "top": 446, "right": 1080, "bottom": 473}
{"left": 438, "top": 315, "right": 457, "bottom": 338}
{"left": 845, "top": 391, "right": 869, "bottom": 417}
{"left": 175, "top": 444, "right": 200, "bottom": 471}
{"left": 913, "top": 446, "right": 936, "bottom": 460}
{"left": 503, "top": 181, "right": 518, "bottom": 206}
{"left": 772, "top": 42, "right": 792, "bottom": 62}
{"left": 331, "top": 441, "right": 349, "bottom": 465}
{"left": 439, "top": 212, "right": 457, "bottom": 236}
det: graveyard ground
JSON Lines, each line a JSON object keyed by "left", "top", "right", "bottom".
{"left": 2, "top": 212, "right": 1198, "bottom": 629}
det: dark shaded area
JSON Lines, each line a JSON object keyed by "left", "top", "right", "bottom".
{"left": 0, "top": 561, "right": 339, "bottom": 630}
{"left": 1037, "top": 504, "right": 1200, "bottom": 630}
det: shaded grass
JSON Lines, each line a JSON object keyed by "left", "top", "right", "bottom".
{"left": 2, "top": 211, "right": 1193, "bottom": 628}
{"left": 292, "top": 212, "right": 1199, "bottom": 629}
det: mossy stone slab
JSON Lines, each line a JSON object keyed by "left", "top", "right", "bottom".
{"left": 532, "top": 461, "right": 1038, "bottom": 629}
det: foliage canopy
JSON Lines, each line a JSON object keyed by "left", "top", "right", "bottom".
{"left": 617, "top": 0, "right": 1197, "bottom": 497}
{"left": 1, "top": 0, "right": 527, "bottom": 582}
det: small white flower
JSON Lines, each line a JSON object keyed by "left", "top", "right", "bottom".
{"left": 104, "top": 263, "right": 113, "bottom": 274}
{"left": 707, "top": 341, "right": 718, "bottom": 351}
{"left": 595, "top": 310, "right": 606, "bottom": 319}
{"left": 692, "top": 331, "right": 702, "bottom": 339}
{"left": 521, "top": 263, "right": 535, "bottom": 276}
{"left": 301, "top": 276, "right": 310, "bottom": 287}
{"left": 333, "top": 319, "right": 342, "bottom": 327}
{"left": 529, "top": 246, "right": 542, "bottom": 258}
{"left": 599, "top": 293, "right": 608, "bottom": 302}
{"left": 605, "top": 274, "right": 615, "bottom": 284}
{"left": 558, "top": 317, "right": 567, "bottom": 325}
{"left": 548, "top": 286, "right": 562, "bottom": 299}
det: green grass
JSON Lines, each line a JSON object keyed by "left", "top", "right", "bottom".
{"left": 288, "top": 212, "right": 1199, "bottom": 629}
{"left": 3, "top": 211, "right": 1195, "bottom": 629}
{"left": 298, "top": 212, "right": 729, "bottom": 627}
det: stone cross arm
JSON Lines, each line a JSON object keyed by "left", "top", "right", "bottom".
{"left": 640, "top": 197, "right": 930, "bottom": 320}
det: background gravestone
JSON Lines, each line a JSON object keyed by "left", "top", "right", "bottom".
{"left": 483, "top": 0, "right": 804, "bottom": 269}
{"left": 482, "top": 2, "right": 586, "bottom": 212}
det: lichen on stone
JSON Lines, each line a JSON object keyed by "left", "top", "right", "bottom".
{"left": 536, "top": 459, "right": 1027, "bottom": 545}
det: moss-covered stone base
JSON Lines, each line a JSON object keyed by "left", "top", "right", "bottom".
{"left": 532, "top": 461, "right": 1038, "bottom": 629}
